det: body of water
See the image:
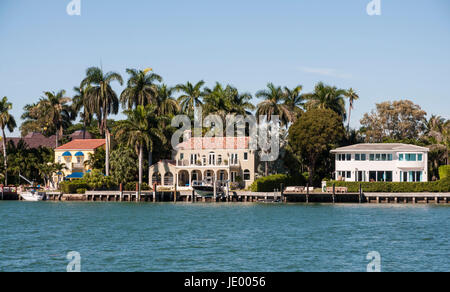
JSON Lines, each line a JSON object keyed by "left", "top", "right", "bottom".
{"left": 0, "top": 202, "right": 448, "bottom": 272}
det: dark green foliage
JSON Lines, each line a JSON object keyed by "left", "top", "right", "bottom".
{"left": 439, "top": 165, "right": 450, "bottom": 180}
{"left": 250, "top": 174, "right": 306, "bottom": 192}
{"left": 60, "top": 181, "right": 89, "bottom": 194}
{"left": 327, "top": 178, "right": 450, "bottom": 193}
{"left": 124, "top": 182, "right": 150, "bottom": 191}
{"left": 59, "top": 170, "right": 118, "bottom": 193}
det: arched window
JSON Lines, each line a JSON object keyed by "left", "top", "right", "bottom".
{"left": 152, "top": 173, "right": 162, "bottom": 185}
{"left": 243, "top": 170, "right": 251, "bottom": 181}
{"left": 164, "top": 172, "right": 174, "bottom": 186}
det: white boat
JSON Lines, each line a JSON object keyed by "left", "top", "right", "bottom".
{"left": 20, "top": 189, "right": 45, "bottom": 202}
{"left": 192, "top": 180, "right": 227, "bottom": 197}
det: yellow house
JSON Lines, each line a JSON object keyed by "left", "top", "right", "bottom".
{"left": 54, "top": 139, "right": 106, "bottom": 179}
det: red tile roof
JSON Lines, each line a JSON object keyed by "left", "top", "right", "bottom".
{"left": 55, "top": 139, "right": 106, "bottom": 151}
{"left": 3, "top": 133, "right": 57, "bottom": 149}
{"left": 176, "top": 137, "right": 250, "bottom": 150}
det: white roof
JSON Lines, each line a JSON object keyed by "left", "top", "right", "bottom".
{"left": 331, "top": 143, "right": 429, "bottom": 153}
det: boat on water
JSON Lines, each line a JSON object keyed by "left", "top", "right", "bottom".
{"left": 20, "top": 189, "right": 46, "bottom": 202}
{"left": 192, "top": 179, "right": 227, "bottom": 197}
{"left": 18, "top": 174, "right": 46, "bottom": 202}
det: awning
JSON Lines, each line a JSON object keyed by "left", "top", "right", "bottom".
{"left": 75, "top": 151, "right": 85, "bottom": 157}
{"left": 66, "top": 172, "right": 84, "bottom": 179}
{"left": 62, "top": 151, "right": 72, "bottom": 157}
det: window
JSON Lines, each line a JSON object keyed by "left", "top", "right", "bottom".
{"left": 346, "top": 154, "right": 352, "bottom": 161}
{"left": 409, "top": 171, "right": 422, "bottom": 182}
{"left": 209, "top": 152, "right": 215, "bottom": 165}
{"left": 361, "top": 154, "right": 367, "bottom": 161}
{"left": 231, "top": 171, "right": 237, "bottom": 182}
{"left": 381, "top": 154, "right": 387, "bottom": 161}
{"left": 370, "top": 154, "right": 375, "bottom": 161}
{"left": 406, "top": 154, "right": 417, "bottom": 161}
{"left": 388, "top": 154, "right": 393, "bottom": 161}
{"left": 346, "top": 171, "right": 351, "bottom": 179}
{"left": 190, "top": 154, "right": 198, "bottom": 165}
{"left": 217, "top": 155, "right": 222, "bottom": 165}
{"left": 403, "top": 172, "right": 408, "bottom": 182}
{"left": 231, "top": 154, "right": 238, "bottom": 165}
{"left": 385, "top": 171, "right": 393, "bottom": 182}
{"left": 243, "top": 170, "right": 251, "bottom": 181}
{"left": 357, "top": 171, "right": 365, "bottom": 182}
{"left": 375, "top": 154, "right": 381, "bottom": 161}
{"left": 244, "top": 152, "right": 248, "bottom": 161}
{"left": 377, "top": 171, "right": 385, "bottom": 182}
{"left": 399, "top": 154, "right": 404, "bottom": 161}
{"left": 180, "top": 153, "right": 184, "bottom": 160}
{"left": 369, "top": 171, "right": 377, "bottom": 182}
{"left": 418, "top": 154, "right": 423, "bottom": 161}
{"left": 355, "top": 154, "right": 360, "bottom": 161}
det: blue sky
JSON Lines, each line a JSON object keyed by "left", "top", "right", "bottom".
{"left": 0, "top": 0, "right": 449, "bottom": 135}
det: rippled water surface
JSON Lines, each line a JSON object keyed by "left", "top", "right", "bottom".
{"left": 0, "top": 202, "right": 448, "bottom": 272}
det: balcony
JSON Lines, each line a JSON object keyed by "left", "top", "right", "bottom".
{"left": 72, "top": 163, "right": 85, "bottom": 170}
{"left": 176, "top": 160, "right": 237, "bottom": 168}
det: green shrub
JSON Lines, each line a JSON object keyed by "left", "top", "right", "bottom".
{"left": 439, "top": 165, "right": 450, "bottom": 180}
{"left": 326, "top": 178, "right": 450, "bottom": 193}
{"left": 76, "top": 188, "right": 87, "bottom": 194}
{"left": 124, "top": 182, "right": 150, "bottom": 191}
{"left": 60, "top": 181, "right": 89, "bottom": 194}
{"left": 251, "top": 174, "right": 306, "bottom": 192}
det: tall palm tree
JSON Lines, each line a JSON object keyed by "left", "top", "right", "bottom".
{"left": 120, "top": 68, "right": 162, "bottom": 110}
{"left": 115, "top": 105, "right": 166, "bottom": 197}
{"left": 283, "top": 85, "right": 305, "bottom": 122}
{"left": 72, "top": 86, "right": 93, "bottom": 139}
{"left": 304, "top": 82, "right": 347, "bottom": 121}
{"left": 0, "top": 97, "right": 17, "bottom": 185}
{"left": 81, "top": 67, "right": 123, "bottom": 176}
{"left": 345, "top": 88, "right": 359, "bottom": 132}
{"left": 38, "top": 90, "right": 73, "bottom": 147}
{"left": 156, "top": 84, "right": 180, "bottom": 118}
{"left": 203, "top": 82, "right": 232, "bottom": 121}
{"left": 176, "top": 81, "right": 205, "bottom": 117}
{"left": 228, "top": 87, "right": 255, "bottom": 117}
{"left": 256, "top": 83, "right": 293, "bottom": 176}
{"left": 256, "top": 83, "right": 292, "bottom": 127}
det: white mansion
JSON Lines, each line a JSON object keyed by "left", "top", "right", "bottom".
{"left": 331, "top": 143, "right": 429, "bottom": 182}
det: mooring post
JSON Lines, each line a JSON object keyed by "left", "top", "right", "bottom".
{"left": 359, "top": 184, "right": 362, "bottom": 204}
{"left": 332, "top": 183, "right": 336, "bottom": 204}
{"left": 280, "top": 183, "right": 284, "bottom": 203}
{"left": 153, "top": 183, "right": 157, "bottom": 202}
{"left": 306, "top": 183, "right": 310, "bottom": 203}
{"left": 192, "top": 189, "right": 195, "bottom": 203}
{"left": 174, "top": 176, "right": 178, "bottom": 203}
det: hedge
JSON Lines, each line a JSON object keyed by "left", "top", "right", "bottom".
{"left": 250, "top": 174, "right": 306, "bottom": 192}
{"left": 439, "top": 165, "right": 450, "bottom": 180}
{"left": 60, "top": 181, "right": 90, "bottom": 194}
{"left": 327, "top": 178, "right": 450, "bottom": 193}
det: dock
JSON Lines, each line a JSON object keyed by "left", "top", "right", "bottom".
{"left": 39, "top": 190, "right": 450, "bottom": 204}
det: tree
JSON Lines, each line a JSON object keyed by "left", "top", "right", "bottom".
{"left": 120, "top": 68, "right": 162, "bottom": 110}
{"left": 256, "top": 83, "right": 293, "bottom": 127}
{"left": 72, "top": 86, "right": 93, "bottom": 139}
{"left": 81, "top": 67, "right": 123, "bottom": 176}
{"left": 283, "top": 85, "right": 305, "bottom": 122}
{"left": 37, "top": 90, "right": 73, "bottom": 147}
{"left": 156, "top": 84, "right": 180, "bottom": 118}
{"left": 304, "top": 82, "right": 347, "bottom": 120}
{"left": 288, "top": 108, "right": 345, "bottom": 186}
{"left": 345, "top": 88, "right": 359, "bottom": 132}
{"left": 84, "top": 147, "right": 106, "bottom": 170}
{"left": 114, "top": 105, "right": 166, "bottom": 196}
{"left": 360, "top": 100, "right": 427, "bottom": 142}
{"left": 176, "top": 81, "right": 205, "bottom": 117}
{"left": 110, "top": 145, "right": 138, "bottom": 185}
{"left": 0, "top": 97, "right": 17, "bottom": 185}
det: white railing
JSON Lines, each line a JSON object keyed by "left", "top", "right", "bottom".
{"left": 176, "top": 160, "right": 234, "bottom": 167}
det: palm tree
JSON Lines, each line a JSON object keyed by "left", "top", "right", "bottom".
{"left": 227, "top": 87, "right": 255, "bottom": 117}
{"left": 256, "top": 83, "right": 293, "bottom": 176}
{"left": 256, "top": 83, "right": 292, "bottom": 127}
{"left": 115, "top": 105, "right": 166, "bottom": 197}
{"left": 38, "top": 90, "right": 73, "bottom": 147}
{"left": 120, "top": 68, "right": 162, "bottom": 110}
{"left": 81, "top": 67, "right": 123, "bottom": 176}
{"left": 53, "top": 162, "right": 68, "bottom": 187}
{"left": 345, "top": 88, "right": 359, "bottom": 132}
{"left": 426, "top": 115, "right": 449, "bottom": 164}
{"left": 283, "top": 85, "right": 305, "bottom": 122}
{"left": 156, "top": 84, "right": 180, "bottom": 118}
{"left": 176, "top": 81, "right": 205, "bottom": 117}
{"left": 203, "top": 82, "right": 232, "bottom": 121}
{"left": 0, "top": 97, "right": 17, "bottom": 185}
{"left": 72, "top": 86, "right": 93, "bottom": 139}
{"left": 304, "top": 82, "right": 347, "bottom": 120}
